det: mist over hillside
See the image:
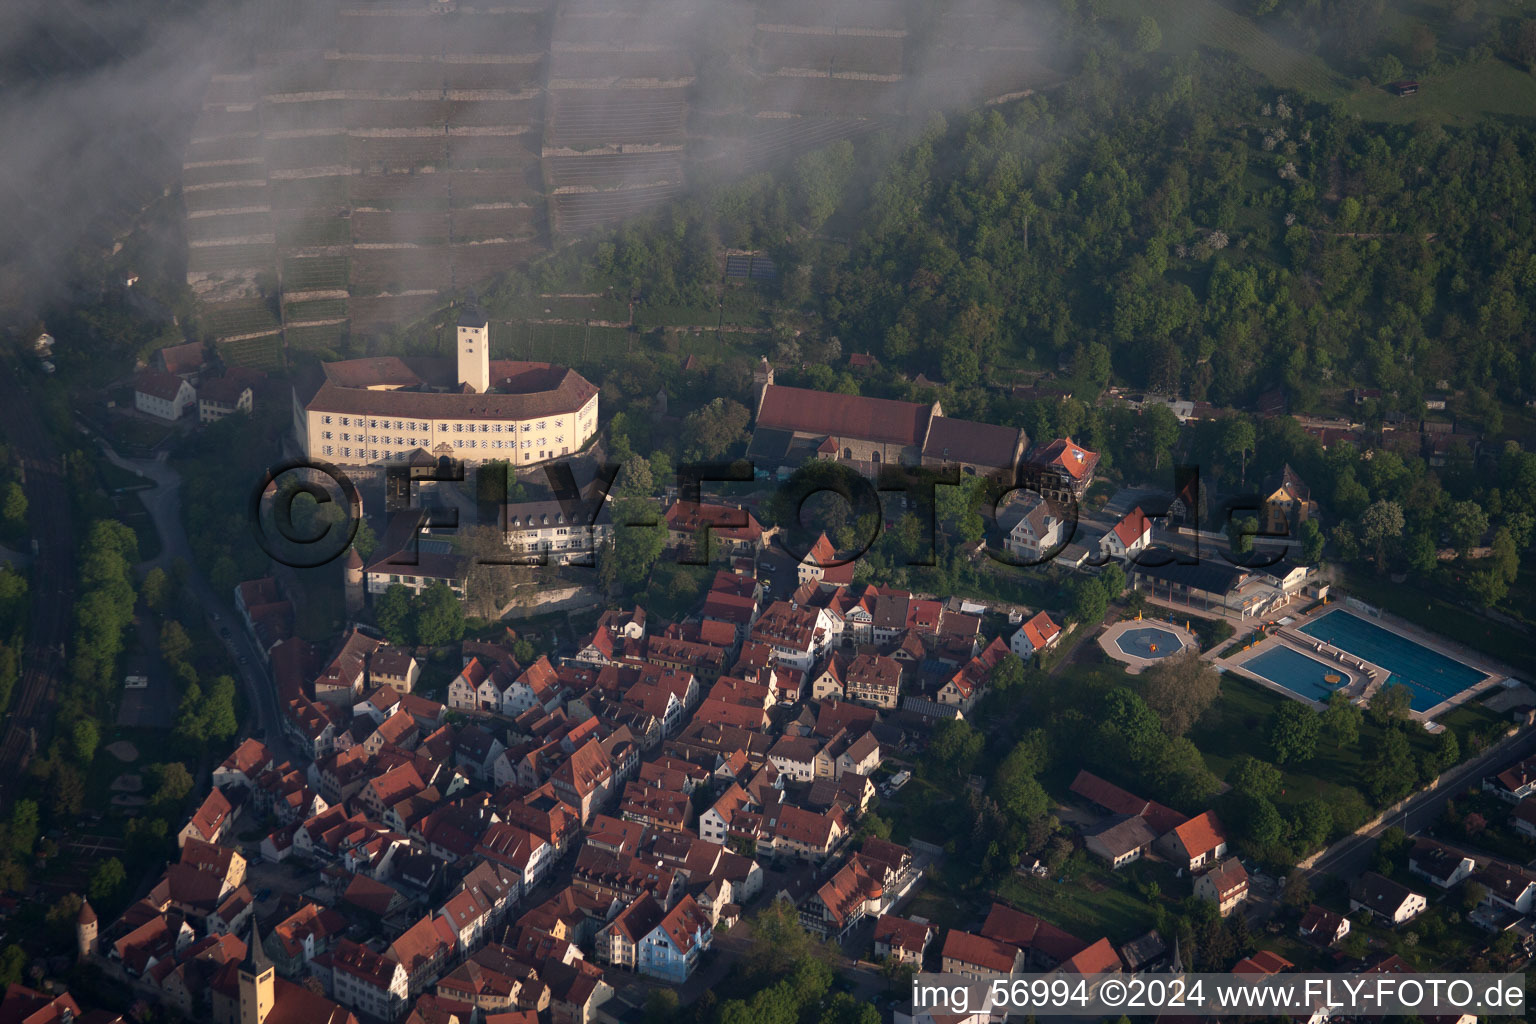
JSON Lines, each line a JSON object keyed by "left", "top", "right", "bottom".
{"left": 0, "top": 0, "right": 1061, "bottom": 351}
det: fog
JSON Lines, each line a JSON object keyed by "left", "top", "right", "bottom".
{"left": 0, "top": 0, "right": 1058, "bottom": 322}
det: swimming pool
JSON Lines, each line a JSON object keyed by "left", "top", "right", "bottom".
{"left": 1299, "top": 609, "right": 1485, "bottom": 712}
{"left": 1241, "top": 646, "right": 1344, "bottom": 703}
{"left": 1115, "top": 626, "right": 1185, "bottom": 660}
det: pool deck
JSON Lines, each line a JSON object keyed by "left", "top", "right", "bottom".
{"left": 1098, "top": 619, "right": 1199, "bottom": 674}
{"left": 1214, "top": 601, "right": 1513, "bottom": 722}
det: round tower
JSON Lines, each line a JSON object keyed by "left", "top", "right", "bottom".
{"left": 76, "top": 898, "right": 98, "bottom": 960}
{"left": 343, "top": 546, "right": 364, "bottom": 616}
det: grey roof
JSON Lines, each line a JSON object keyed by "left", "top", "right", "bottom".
{"left": 1082, "top": 814, "right": 1158, "bottom": 858}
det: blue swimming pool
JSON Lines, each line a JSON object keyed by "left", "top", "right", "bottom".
{"left": 1241, "top": 646, "right": 1344, "bottom": 703}
{"left": 1115, "top": 626, "right": 1185, "bottom": 660}
{"left": 1299, "top": 609, "right": 1484, "bottom": 712}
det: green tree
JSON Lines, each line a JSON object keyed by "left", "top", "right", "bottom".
{"left": 71, "top": 718, "right": 100, "bottom": 765}
{"left": 203, "top": 675, "right": 240, "bottom": 742}
{"left": 926, "top": 718, "right": 984, "bottom": 781}
{"left": 1134, "top": 15, "right": 1163, "bottom": 52}
{"left": 1, "top": 483, "right": 26, "bottom": 527}
{"left": 0, "top": 944, "right": 25, "bottom": 988}
{"left": 1370, "top": 53, "right": 1405, "bottom": 85}
{"left": 1370, "top": 682, "right": 1413, "bottom": 725}
{"left": 1446, "top": 500, "right": 1488, "bottom": 555}
{"left": 1323, "top": 691, "right": 1363, "bottom": 748}
{"left": 606, "top": 498, "right": 666, "bottom": 586}
{"left": 414, "top": 583, "right": 466, "bottom": 647}
{"left": 1227, "top": 515, "right": 1259, "bottom": 557}
{"left": 7, "top": 800, "right": 38, "bottom": 859}
{"left": 374, "top": 583, "right": 415, "bottom": 645}
{"left": 159, "top": 620, "right": 192, "bottom": 667}
{"left": 1227, "top": 755, "right": 1282, "bottom": 800}
{"left": 140, "top": 566, "right": 172, "bottom": 612}
{"left": 643, "top": 989, "right": 680, "bottom": 1024}
{"left": 1222, "top": 418, "right": 1256, "bottom": 486}
{"left": 89, "top": 857, "right": 126, "bottom": 904}
{"left": 1359, "top": 500, "right": 1405, "bottom": 569}
{"left": 1365, "top": 729, "right": 1415, "bottom": 804}
{"left": 1140, "top": 650, "right": 1222, "bottom": 736}
{"left": 151, "top": 762, "right": 195, "bottom": 808}
{"left": 1299, "top": 518, "right": 1325, "bottom": 564}
{"left": 682, "top": 398, "right": 752, "bottom": 461}
{"left": 1268, "top": 702, "right": 1321, "bottom": 764}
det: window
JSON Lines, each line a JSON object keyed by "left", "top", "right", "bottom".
{"left": 537, "top": 420, "right": 546, "bottom": 429}
{"left": 521, "top": 423, "right": 531, "bottom": 432}
{"left": 536, "top": 437, "right": 546, "bottom": 447}
{"left": 323, "top": 445, "right": 334, "bottom": 456}
{"left": 480, "top": 423, "right": 489, "bottom": 432}
{"left": 522, "top": 440, "right": 531, "bottom": 449}
{"left": 342, "top": 447, "right": 352, "bottom": 457}
{"left": 341, "top": 416, "right": 351, "bottom": 426}
{"left": 454, "top": 423, "right": 463, "bottom": 433}
{"left": 370, "top": 450, "right": 379, "bottom": 460}
{"left": 323, "top": 415, "right": 333, "bottom": 424}
{"left": 323, "top": 431, "right": 333, "bottom": 440}
{"left": 555, "top": 434, "right": 564, "bottom": 444}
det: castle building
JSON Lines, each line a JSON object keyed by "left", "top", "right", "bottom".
{"left": 292, "top": 302, "right": 598, "bottom": 471}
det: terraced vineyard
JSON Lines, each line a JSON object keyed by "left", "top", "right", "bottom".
{"left": 187, "top": 0, "right": 1060, "bottom": 352}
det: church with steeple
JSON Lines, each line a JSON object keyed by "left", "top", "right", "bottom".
{"left": 210, "top": 922, "right": 357, "bottom": 1024}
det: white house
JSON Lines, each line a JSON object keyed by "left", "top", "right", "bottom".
{"left": 1349, "top": 872, "right": 1427, "bottom": 926}
{"left": 1001, "top": 494, "right": 1066, "bottom": 563}
{"left": 1009, "top": 611, "right": 1062, "bottom": 661}
{"left": 134, "top": 371, "right": 197, "bottom": 421}
{"left": 1099, "top": 506, "right": 1154, "bottom": 563}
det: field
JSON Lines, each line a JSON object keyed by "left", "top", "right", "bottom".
{"left": 283, "top": 297, "right": 349, "bottom": 322}
{"left": 217, "top": 333, "right": 285, "bottom": 370}
{"left": 282, "top": 254, "right": 350, "bottom": 292}
{"left": 1109, "top": 0, "right": 1536, "bottom": 125}
{"left": 489, "top": 321, "right": 634, "bottom": 367}
{"left": 201, "top": 301, "right": 281, "bottom": 339}
{"left": 283, "top": 322, "right": 348, "bottom": 353}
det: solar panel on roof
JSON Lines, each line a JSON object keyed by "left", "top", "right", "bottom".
{"left": 748, "top": 256, "right": 777, "bottom": 280}
{"left": 725, "top": 255, "right": 751, "bottom": 278}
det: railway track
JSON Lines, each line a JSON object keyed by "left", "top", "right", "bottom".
{"left": 0, "top": 366, "right": 75, "bottom": 812}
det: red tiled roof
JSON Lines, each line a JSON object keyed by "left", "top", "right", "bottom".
{"left": 1061, "top": 937, "right": 1121, "bottom": 975}
{"left": 1170, "top": 811, "right": 1227, "bottom": 858}
{"left": 757, "top": 384, "right": 933, "bottom": 447}
{"left": 1110, "top": 506, "right": 1152, "bottom": 547}
{"left": 135, "top": 370, "right": 189, "bottom": 402}
{"left": 1018, "top": 611, "right": 1061, "bottom": 651}
{"left": 1033, "top": 437, "right": 1099, "bottom": 480}
{"left": 941, "top": 929, "right": 1019, "bottom": 973}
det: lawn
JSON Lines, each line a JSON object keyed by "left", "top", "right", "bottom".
{"left": 1191, "top": 674, "right": 1437, "bottom": 830}
{"left": 1342, "top": 58, "right": 1536, "bottom": 125}
{"left": 993, "top": 860, "right": 1160, "bottom": 945}
{"left": 1108, "top": 0, "right": 1349, "bottom": 101}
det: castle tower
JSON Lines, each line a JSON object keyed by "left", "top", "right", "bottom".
{"left": 343, "top": 546, "right": 364, "bottom": 616}
{"left": 239, "top": 921, "right": 276, "bottom": 1024}
{"left": 457, "top": 295, "right": 490, "bottom": 394}
{"left": 76, "top": 899, "right": 98, "bottom": 960}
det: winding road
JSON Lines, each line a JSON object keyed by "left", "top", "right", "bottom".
{"left": 97, "top": 444, "right": 295, "bottom": 761}
{"left": 0, "top": 368, "right": 75, "bottom": 812}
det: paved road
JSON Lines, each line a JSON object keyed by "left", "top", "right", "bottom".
{"left": 0, "top": 369, "right": 75, "bottom": 811}
{"left": 98, "top": 444, "right": 296, "bottom": 761}
{"left": 1305, "top": 726, "right": 1536, "bottom": 881}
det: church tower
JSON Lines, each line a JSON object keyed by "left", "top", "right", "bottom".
{"left": 239, "top": 921, "right": 276, "bottom": 1024}
{"left": 457, "top": 295, "right": 490, "bottom": 394}
{"left": 76, "top": 899, "right": 98, "bottom": 960}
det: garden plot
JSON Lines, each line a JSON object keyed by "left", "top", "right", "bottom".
{"left": 447, "top": 168, "right": 539, "bottom": 200}
{"left": 346, "top": 135, "right": 450, "bottom": 170}
{"left": 753, "top": 74, "right": 905, "bottom": 116}
{"left": 351, "top": 247, "right": 457, "bottom": 293}
{"left": 446, "top": 98, "right": 542, "bottom": 128}
{"left": 262, "top": 98, "right": 348, "bottom": 133}
{"left": 351, "top": 210, "right": 453, "bottom": 245}
{"left": 544, "top": 151, "right": 683, "bottom": 189}
{"left": 350, "top": 173, "right": 452, "bottom": 205}
{"left": 185, "top": 134, "right": 264, "bottom": 166}
{"left": 442, "top": 61, "right": 547, "bottom": 93}
{"left": 550, "top": 184, "right": 679, "bottom": 233}
{"left": 349, "top": 292, "right": 444, "bottom": 332}
{"left": 446, "top": 134, "right": 542, "bottom": 169}
{"left": 183, "top": 182, "right": 269, "bottom": 216}
{"left": 282, "top": 254, "right": 351, "bottom": 292}
{"left": 187, "top": 242, "right": 275, "bottom": 274}
{"left": 755, "top": 31, "right": 904, "bottom": 76}
{"left": 546, "top": 89, "right": 688, "bottom": 148}
{"left": 344, "top": 100, "right": 453, "bottom": 130}
{"left": 450, "top": 206, "right": 539, "bottom": 242}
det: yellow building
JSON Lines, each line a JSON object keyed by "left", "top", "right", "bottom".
{"left": 292, "top": 306, "right": 598, "bottom": 470}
